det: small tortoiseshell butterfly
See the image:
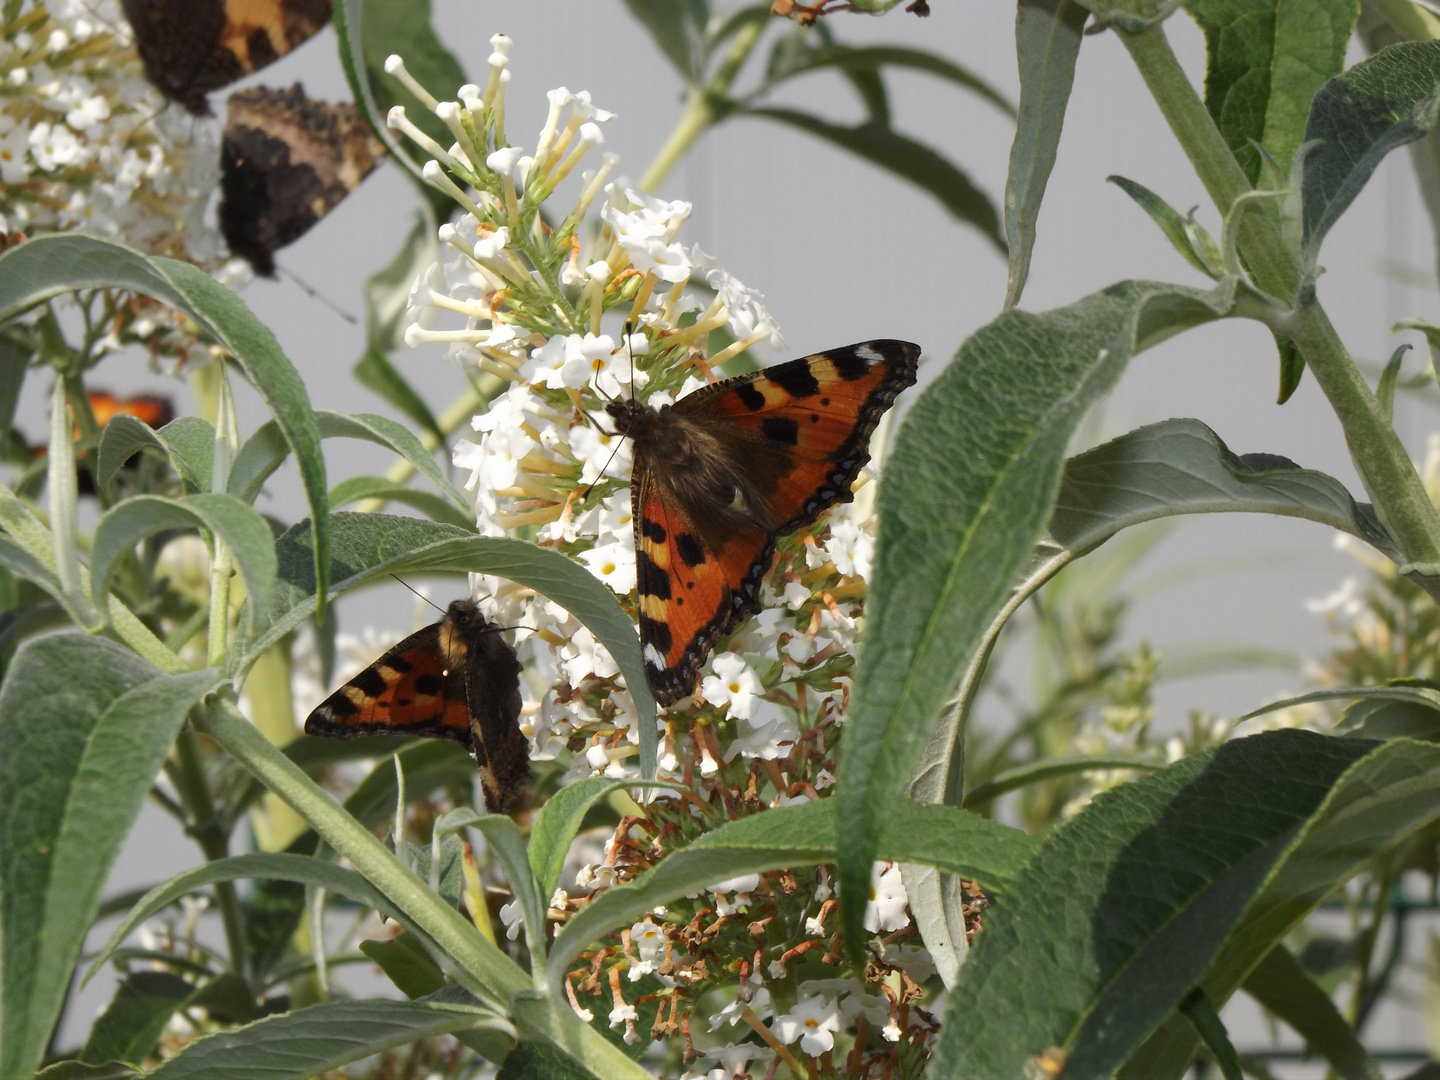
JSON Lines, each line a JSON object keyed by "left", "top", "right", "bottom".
{"left": 122, "top": 0, "right": 333, "bottom": 116}
{"left": 220, "top": 84, "right": 386, "bottom": 276}
{"left": 304, "top": 599, "right": 530, "bottom": 811}
{"left": 607, "top": 339, "right": 920, "bottom": 707}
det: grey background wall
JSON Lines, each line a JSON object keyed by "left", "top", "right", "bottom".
{"left": 52, "top": 2, "right": 1440, "bottom": 1066}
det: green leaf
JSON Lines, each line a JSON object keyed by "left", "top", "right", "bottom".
{"left": 80, "top": 972, "right": 193, "bottom": 1067}
{"left": 1108, "top": 175, "right": 1222, "bottom": 277}
{"left": 328, "top": 475, "right": 474, "bottom": 528}
{"left": 144, "top": 993, "right": 512, "bottom": 1080}
{"left": 0, "top": 636, "right": 219, "bottom": 1080}
{"left": 359, "top": 932, "right": 446, "bottom": 998}
{"left": 1339, "top": 695, "right": 1440, "bottom": 740}
{"left": 0, "top": 335, "right": 29, "bottom": 449}
{"left": 36, "top": 1063, "right": 138, "bottom": 1080}
{"left": 838, "top": 278, "right": 1261, "bottom": 950}
{"left": 1188, "top": 0, "right": 1359, "bottom": 182}
{"left": 0, "top": 234, "right": 330, "bottom": 613}
{"left": 96, "top": 415, "right": 187, "bottom": 491}
{"left": 239, "top": 513, "right": 657, "bottom": 772}
{"left": 228, "top": 410, "right": 467, "bottom": 512}
{"left": 498, "top": 1042, "right": 599, "bottom": 1080}
{"left": 314, "top": 410, "right": 469, "bottom": 512}
{"left": 334, "top": 0, "right": 427, "bottom": 187}
{"left": 1179, "top": 991, "right": 1243, "bottom": 1080}
{"left": 622, "top": 0, "right": 709, "bottom": 83}
{"left": 227, "top": 421, "right": 290, "bottom": 505}
{"left": 360, "top": 0, "right": 467, "bottom": 148}
{"left": 90, "top": 493, "right": 277, "bottom": 629}
{"left": 1275, "top": 330, "right": 1305, "bottom": 402}
{"left": 962, "top": 752, "right": 1166, "bottom": 808}
{"left": 934, "top": 731, "right": 1440, "bottom": 1077}
{"left": 0, "top": 534, "right": 91, "bottom": 629}
{"left": 547, "top": 798, "right": 1035, "bottom": 989}
{"left": 1005, "top": 0, "right": 1089, "bottom": 307}
{"left": 760, "top": 43, "right": 1014, "bottom": 118}
{"left": 1120, "top": 735, "right": 1440, "bottom": 1076}
{"left": 1303, "top": 40, "right": 1440, "bottom": 261}
{"left": 743, "top": 107, "right": 1006, "bottom": 251}
{"left": 87, "top": 852, "right": 406, "bottom": 983}
{"left": 1242, "top": 945, "right": 1381, "bottom": 1080}
{"left": 1051, "top": 418, "right": 1396, "bottom": 560}
{"left": 356, "top": 211, "right": 444, "bottom": 444}
{"left": 528, "top": 779, "right": 664, "bottom": 901}
{"left": 157, "top": 416, "right": 219, "bottom": 492}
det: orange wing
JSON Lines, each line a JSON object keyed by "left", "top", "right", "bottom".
{"left": 87, "top": 392, "right": 175, "bottom": 430}
{"left": 304, "top": 623, "right": 473, "bottom": 742}
{"left": 678, "top": 340, "right": 919, "bottom": 532}
{"left": 635, "top": 340, "right": 919, "bottom": 706}
{"left": 634, "top": 470, "right": 770, "bottom": 706}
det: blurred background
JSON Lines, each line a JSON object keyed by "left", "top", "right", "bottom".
{"left": 47, "top": 2, "right": 1440, "bottom": 1071}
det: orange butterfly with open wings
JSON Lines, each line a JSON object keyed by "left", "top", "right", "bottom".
{"left": 607, "top": 339, "right": 919, "bottom": 707}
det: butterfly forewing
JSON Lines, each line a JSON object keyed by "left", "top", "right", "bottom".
{"left": 304, "top": 623, "right": 473, "bottom": 743}
{"left": 631, "top": 339, "right": 919, "bottom": 706}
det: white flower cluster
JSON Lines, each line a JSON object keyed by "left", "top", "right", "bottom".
{"left": 394, "top": 38, "right": 883, "bottom": 784}
{"left": 0, "top": 0, "right": 223, "bottom": 263}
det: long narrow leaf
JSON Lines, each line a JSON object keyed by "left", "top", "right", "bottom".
{"left": 0, "top": 637, "right": 219, "bottom": 1080}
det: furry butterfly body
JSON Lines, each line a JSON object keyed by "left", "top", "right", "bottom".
{"left": 608, "top": 339, "right": 920, "bottom": 706}
{"left": 304, "top": 599, "right": 529, "bottom": 811}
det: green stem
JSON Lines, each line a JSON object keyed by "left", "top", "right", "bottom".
{"left": 1180, "top": 989, "right": 1244, "bottom": 1080}
{"left": 174, "top": 722, "right": 250, "bottom": 986}
{"left": 1119, "top": 22, "right": 1440, "bottom": 568}
{"left": 640, "top": 91, "right": 719, "bottom": 194}
{"left": 639, "top": 16, "right": 766, "bottom": 193}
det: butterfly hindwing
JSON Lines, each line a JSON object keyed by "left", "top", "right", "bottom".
{"left": 304, "top": 622, "right": 472, "bottom": 743}
{"left": 628, "top": 340, "right": 919, "bottom": 705}
{"left": 221, "top": 84, "right": 386, "bottom": 276}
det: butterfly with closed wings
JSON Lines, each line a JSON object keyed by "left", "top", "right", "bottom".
{"left": 605, "top": 339, "right": 919, "bottom": 707}
{"left": 303, "top": 599, "right": 529, "bottom": 812}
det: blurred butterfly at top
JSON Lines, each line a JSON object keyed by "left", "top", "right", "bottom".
{"left": 304, "top": 599, "right": 530, "bottom": 812}
{"left": 606, "top": 339, "right": 920, "bottom": 707}
{"left": 122, "top": 0, "right": 333, "bottom": 115}
{"left": 119, "top": 3, "right": 385, "bottom": 276}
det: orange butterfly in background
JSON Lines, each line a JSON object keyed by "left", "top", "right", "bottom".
{"left": 607, "top": 339, "right": 920, "bottom": 707}
{"left": 304, "top": 599, "right": 530, "bottom": 811}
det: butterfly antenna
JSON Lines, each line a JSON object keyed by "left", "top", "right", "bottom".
{"left": 278, "top": 263, "right": 359, "bottom": 324}
{"left": 578, "top": 436, "right": 628, "bottom": 504}
{"left": 623, "top": 318, "right": 636, "bottom": 403}
{"left": 391, "top": 575, "right": 446, "bottom": 616}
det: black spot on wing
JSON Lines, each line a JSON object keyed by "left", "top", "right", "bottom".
{"left": 386, "top": 653, "right": 414, "bottom": 673}
{"left": 351, "top": 666, "right": 387, "bottom": 698}
{"left": 675, "top": 533, "right": 706, "bottom": 568}
{"left": 645, "top": 617, "right": 673, "bottom": 656}
{"left": 414, "top": 673, "right": 444, "bottom": 696}
{"left": 319, "top": 693, "right": 359, "bottom": 719}
{"left": 832, "top": 353, "right": 871, "bottom": 381}
{"left": 637, "top": 550, "right": 671, "bottom": 599}
{"left": 641, "top": 518, "right": 668, "bottom": 544}
{"left": 761, "top": 417, "right": 800, "bottom": 445}
{"left": 767, "top": 361, "right": 821, "bottom": 399}
{"left": 734, "top": 381, "right": 766, "bottom": 411}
